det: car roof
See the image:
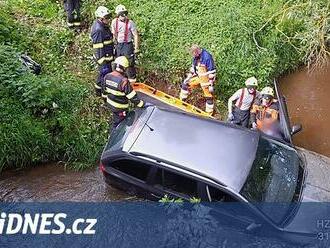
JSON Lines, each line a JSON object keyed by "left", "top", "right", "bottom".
{"left": 126, "top": 107, "right": 259, "bottom": 192}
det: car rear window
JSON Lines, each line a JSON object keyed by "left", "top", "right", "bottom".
{"left": 105, "top": 111, "right": 138, "bottom": 152}
{"left": 153, "top": 169, "right": 198, "bottom": 198}
{"left": 111, "top": 159, "right": 151, "bottom": 181}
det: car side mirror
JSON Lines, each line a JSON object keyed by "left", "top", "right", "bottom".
{"left": 291, "top": 124, "right": 302, "bottom": 136}
{"left": 246, "top": 222, "right": 262, "bottom": 232}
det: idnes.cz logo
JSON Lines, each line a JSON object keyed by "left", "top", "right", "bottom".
{"left": 0, "top": 212, "right": 97, "bottom": 235}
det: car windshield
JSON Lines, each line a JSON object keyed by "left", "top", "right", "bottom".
{"left": 240, "top": 136, "right": 302, "bottom": 224}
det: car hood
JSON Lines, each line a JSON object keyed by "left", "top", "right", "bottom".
{"left": 283, "top": 149, "right": 330, "bottom": 234}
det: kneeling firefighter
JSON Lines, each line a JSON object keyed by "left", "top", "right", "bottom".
{"left": 103, "top": 56, "right": 145, "bottom": 128}
{"left": 250, "top": 86, "right": 280, "bottom": 134}
{"left": 179, "top": 45, "right": 216, "bottom": 115}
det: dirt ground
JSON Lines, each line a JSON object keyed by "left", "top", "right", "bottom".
{"left": 142, "top": 72, "right": 225, "bottom": 120}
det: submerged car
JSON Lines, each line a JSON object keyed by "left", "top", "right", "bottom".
{"left": 100, "top": 81, "right": 330, "bottom": 245}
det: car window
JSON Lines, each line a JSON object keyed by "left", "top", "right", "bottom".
{"left": 105, "top": 111, "right": 137, "bottom": 151}
{"left": 153, "top": 169, "right": 198, "bottom": 198}
{"left": 111, "top": 159, "right": 151, "bottom": 181}
{"left": 206, "top": 185, "right": 236, "bottom": 202}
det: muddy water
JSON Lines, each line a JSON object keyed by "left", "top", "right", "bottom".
{"left": 0, "top": 163, "right": 133, "bottom": 202}
{"left": 280, "top": 62, "right": 330, "bottom": 157}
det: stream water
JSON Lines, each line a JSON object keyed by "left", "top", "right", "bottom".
{"left": 0, "top": 163, "right": 132, "bottom": 201}
{"left": 280, "top": 62, "right": 330, "bottom": 157}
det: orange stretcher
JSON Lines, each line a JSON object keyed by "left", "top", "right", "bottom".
{"left": 132, "top": 83, "right": 214, "bottom": 119}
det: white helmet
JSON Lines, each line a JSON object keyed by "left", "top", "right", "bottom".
{"left": 115, "top": 4, "right": 127, "bottom": 15}
{"left": 245, "top": 77, "right": 258, "bottom": 87}
{"left": 95, "top": 6, "right": 110, "bottom": 18}
{"left": 261, "top": 87, "right": 275, "bottom": 97}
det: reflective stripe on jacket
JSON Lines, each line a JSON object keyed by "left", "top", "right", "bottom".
{"left": 91, "top": 20, "right": 114, "bottom": 65}
{"left": 103, "top": 71, "right": 144, "bottom": 111}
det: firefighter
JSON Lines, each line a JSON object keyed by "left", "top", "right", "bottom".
{"left": 91, "top": 6, "right": 114, "bottom": 97}
{"left": 179, "top": 45, "right": 216, "bottom": 115}
{"left": 64, "top": 0, "right": 81, "bottom": 28}
{"left": 227, "top": 77, "right": 260, "bottom": 128}
{"left": 103, "top": 56, "right": 145, "bottom": 128}
{"left": 111, "top": 4, "right": 139, "bottom": 83}
{"left": 251, "top": 86, "right": 280, "bottom": 133}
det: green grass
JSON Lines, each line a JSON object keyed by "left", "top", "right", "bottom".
{"left": 0, "top": 0, "right": 328, "bottom": 172}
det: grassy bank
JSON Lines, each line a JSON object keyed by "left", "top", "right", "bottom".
{"left": 0, "top": 0, "right": 328, "bottom": 171}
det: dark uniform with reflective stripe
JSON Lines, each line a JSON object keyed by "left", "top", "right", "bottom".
{"left": 64, "top": 0, "right": 81, "bottom": 27}
{"left": 91, "top": 20, "right": 114, "bottom": 96}
{"left": 103, "top": 71, "right": 144, "bottom": 128}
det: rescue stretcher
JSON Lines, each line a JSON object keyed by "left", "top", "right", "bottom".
{"left": 132, "top": 83, "right": 214, "bottom": 119}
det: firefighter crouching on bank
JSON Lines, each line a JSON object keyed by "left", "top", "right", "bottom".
{"left": 227, "top": 77, "right": 260, "bottom": 128}
{"left": 111, "top": 4, "right": 140, "bottom": 83}
{"left": 250, "top": 86, "right": 280, "bottom": 135}
{"left": 103, "top": 56, "right": 145, "bottom": 129}
{"left": 91, "top": 6, "right": 114, "bottom": 97}
{"left": 179, "top": 45, "right": 216, "bottom": 115}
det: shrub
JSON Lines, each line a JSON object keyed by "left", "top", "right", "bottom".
{"left": 0, "top": 89, "right": 52, "bottom": 171}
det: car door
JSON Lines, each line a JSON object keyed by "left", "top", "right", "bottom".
{"left": 200, "top": 183, "right": 266, "bottom": 235}
{"left": 109, "top": 158, "right": 156, "bottom": 198}
{"left": 147, "top": 167, "right": 200, "bottom": 201}
{"left": 274, "top": 79, "right": 293, "bottom": 143}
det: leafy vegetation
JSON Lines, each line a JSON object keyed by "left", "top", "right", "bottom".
{"left": 0, "top": 1, "right": 109, "bottom": 172}
{"left": 0, "top": 0, "right": 328, "bottom": 171}
{"left": 159, "top": 195, "right": 201, "bottom": 204}
{"left": 122, "top": 0, "right": 329, "bottom": 98}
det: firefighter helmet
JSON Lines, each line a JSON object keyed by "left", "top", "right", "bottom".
{"left": 261, "top": 87, "right": 275, "bottom": 97}
{"left": 115, "top": 5, "right": 128, "bottom": 15}
{"left": 245, "top": 77, "right": 258, "bottom": 87}
{"left": 95, "top": 6, "right": 110, "bottom": 18}
{"left": 114, "top": 56, "right": 129, "bottom": 69}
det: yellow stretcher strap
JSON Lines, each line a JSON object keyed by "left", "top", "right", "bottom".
{"left": 132, "top": 83, "right": 214, "bottom": 119}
